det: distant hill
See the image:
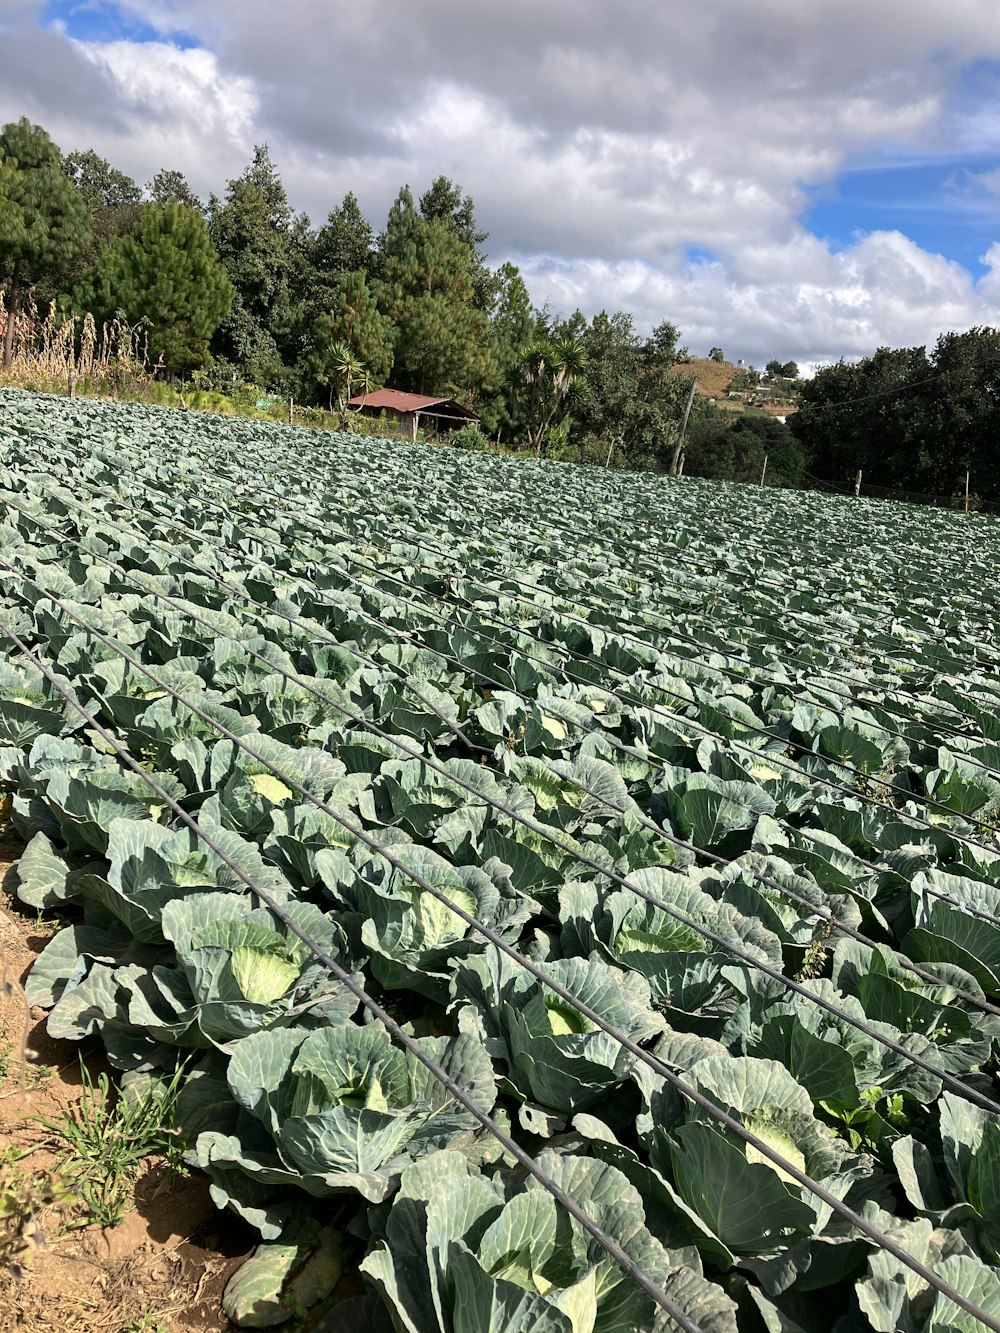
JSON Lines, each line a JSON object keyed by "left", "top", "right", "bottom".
{"left": 669, "top": 357, "right": 798, "bottom": 417}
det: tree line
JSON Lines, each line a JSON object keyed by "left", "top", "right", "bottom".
{"left": 791, "top": 329, "right": 1000, "bottom": 504}
{"left": 0, "top": 116, "right": 810, "bottom": 474}
{"left": 11, "top": 114, "right": 988, "bottom": 497}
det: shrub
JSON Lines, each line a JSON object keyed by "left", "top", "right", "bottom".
{"left": 446, "top": 423, "right": 491, "bottom": 451}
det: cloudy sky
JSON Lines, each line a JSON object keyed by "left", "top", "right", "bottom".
{"left": 2, "top": 0, "right": 1000, "bottom": 368}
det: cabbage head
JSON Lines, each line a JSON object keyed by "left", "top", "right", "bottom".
{"left": 361, "top": 1148, "right": 738, "bottom": 1333}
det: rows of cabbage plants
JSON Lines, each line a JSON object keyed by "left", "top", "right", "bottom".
{"left": 2, "top": 388, "right": 1000, "bottom": 1331}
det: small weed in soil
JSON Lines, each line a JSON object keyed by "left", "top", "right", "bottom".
{"left": 35, "top": 1060, "right": 188, "bottom": 1229}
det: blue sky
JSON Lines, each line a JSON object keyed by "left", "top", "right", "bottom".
{"left": 42, "top": 0, "right": 197, "bottom": 49}
{"left": 804, "top": 158, "right": 1000, "bottom": 276}
{"left": 5, "top": 0, "right": 1000, "bottom": 368}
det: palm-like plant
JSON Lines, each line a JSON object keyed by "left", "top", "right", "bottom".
{"left": 308, "top": 332, "right": 372, "bottom": 428}
{"left": 510, "top": 332, "right": 586, "bottom": 457}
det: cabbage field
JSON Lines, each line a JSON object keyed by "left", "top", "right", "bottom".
{"left": 3, "top": 388, "right": 1000, "bottom": 1332}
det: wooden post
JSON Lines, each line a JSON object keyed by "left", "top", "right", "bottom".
{"left": 605, "top": 438, "right": 615, "bottom": 467}
{"left": 669, "top": 379, "right": 697, "bottom": 475}
{"left": 759, "top": 454, "right": 768, "bottom": 487}
{"left": 288, "top": 396, "right": 293, "bottom": 425}
{"left": 854, "top": 469, "right": 862, "bottom": 497}
{"left": 412, "top": 412, "right": 420, "bottom": 443}
{"left": 965, "top": 470, "right": 970, "bottom": 513}
{"left": 677, "top": 453, "right": 685, "bottom": 476}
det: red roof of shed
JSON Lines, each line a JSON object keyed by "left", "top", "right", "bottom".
{"left": 347, "top": 389, "right": 449, "bottom": 411}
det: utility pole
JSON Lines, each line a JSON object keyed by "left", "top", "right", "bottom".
{"left": 669, "top": 379, "right": 697, "bottom": 475}
{"left": 854, "top": 469, "right": 862, "bottom": 498}
{"left": 759, "top": 454, "right": 768, "bottom": 487}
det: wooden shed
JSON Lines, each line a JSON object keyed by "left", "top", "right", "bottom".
{"left": 348, "top": 389, "right": 479, "bottom": 441}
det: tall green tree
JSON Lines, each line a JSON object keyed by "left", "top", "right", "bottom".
{"left": 419, "top": 175, "right": 496, "bottom": 310}
{"left": 64, "top": 148, "right": 141, "bottom": 216}
{"left": 575, "top": 313, "right": 688, "bottom": 468}
{"left": 419, "top": 176, "right": 487, "bottom": 249}
{"left": 307, "top": 270, "right": 393, "bottom": 418}
{"left": 63, "top": 148, "right": 142, "bottom": 281}
{"left": 313, "top": 192, "right": 374, "bottom": 282}
{"left": 73, "top": 202, "right": 233, "bottom": 375}
{"left": 508, "top": 331, "right": 587, "bottom": 457}
{"left": 207, "top": 144, "right": 297, "bottom": 383}
{"left": 376, "top": 192, "right": 494, "bottom": 396}
{"left": 686, "top": 409, "right": 805, "bottom": 485}
{"left": 477, "top": 261, "right": 537, "bottom": 439}
{"left": 792, "top": 345, "right": 932, "bottom": 488}
{"left": 296, "top": 191, "right": 375, "bottom": 340}
{"left": 0, "top": 118, "right": 91, "bottom": 369}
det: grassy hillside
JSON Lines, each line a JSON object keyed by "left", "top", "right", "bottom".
{"left": 670, "top": 355, "right": 799, "bottom": 416}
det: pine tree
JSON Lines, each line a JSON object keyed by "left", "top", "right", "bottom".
{"left": 308, "top": 269, "right": 393, "bottom": 415}
{"left": 0, "top": 118, "right": 92, "bottom": 368}
{"left": 207, "top": 145, "right": 296, "bottom": 383}
{"left": 63, "top": 148, "right": 142, "bottom": 281}
{"left": 313, "top": 192, "right": 374, "bottom": 280}
{"left": 376, "top": 192, "right": 494, "bottom": 396}
{"left": 74, "top": 202, "right": 233, "bottom": 375}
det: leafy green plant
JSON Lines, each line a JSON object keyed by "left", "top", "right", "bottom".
{"left": 446, "top": 423, "right": 491, "bottom": 451}
{"left": 123, "top": 1314, "right": 170, "bottom": 1333}
{"left": 4, "top": 388, "right": 1000, "bottom": 1329}
{"left": 35, "top": 1061, "right": 187, "bottom": 1229}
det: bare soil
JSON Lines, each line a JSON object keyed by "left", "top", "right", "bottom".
{"left": 0, "top": 834, "right": 254, "bottom": 1333}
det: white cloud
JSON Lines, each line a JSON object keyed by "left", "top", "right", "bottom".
{"left": 0, "top": 0, "right": 999, "bottom": 364}
{"left": 517, "top": 231, "right": 1000, "bottom": 369}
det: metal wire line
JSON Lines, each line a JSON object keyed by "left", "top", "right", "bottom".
{"left": 7, "top": 484, "right": 1000, "bottom": 957}
{"left": 4, "top": 503, "right": 997, "bottom": 1021}
{"left": 5, "top": 432, "right": 999, "bottom": 935}
{"left": 5, "top": 556, "right": 1000, "bottom": 1116}
{"left": 146, "top": 455, "right": 1000, "bottom": 751}
{"left": 312, "top": 508, "right": 999, "bottom": 753}
{"left": 325, "top": 451, "right": 996, "bottom": 675}
{"left": 7, "top": 490, "right": 1000, "bottom": 1010}
{"left": 481, "top": 456, "right": 996, "bottom": 612}
{"left": 0, "top": 628, "right": 703, "bottom": 1332}
{"left": 15, "top": 468, "right": 1000, "bottom": 830}
{"left": 69, "top": 474, "right": 1000, "bottom": 851}
{"left": 6, "top": 622, "right": 1000, "bottom": 1333}
{"left": 10, "top": 418, "right": 993, "bottom": 723}
{"left": 56, "top": 391, "right": 990, "bottom": 626}
{"left": 13, "top": 464, "right": 994, "bottom": 790}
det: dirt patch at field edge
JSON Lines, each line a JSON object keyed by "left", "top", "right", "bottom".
{"left": 0, "top": 834, "right": 253, "bottom": 1333}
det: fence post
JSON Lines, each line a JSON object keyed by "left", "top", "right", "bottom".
{"left": 759, "top": 454, "right": 768, "bottom": 487}
{"left": 965, "top": 470, "right": 970, "bottom": 513}
{"left": 669, "top": 378, "right": 697, "bottom": 475}
{"left": 854, "top": 469, "right": 862, "bottom": 498}
{"left": 288, "top": 396, "right": 294, "bottom": 425}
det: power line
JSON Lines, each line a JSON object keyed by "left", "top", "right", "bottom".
{"left": 14, "top": 470, "right": 1000, "bottom": 838}
{"left": 15, "top": 407, "right": 997, "bottom": 709}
